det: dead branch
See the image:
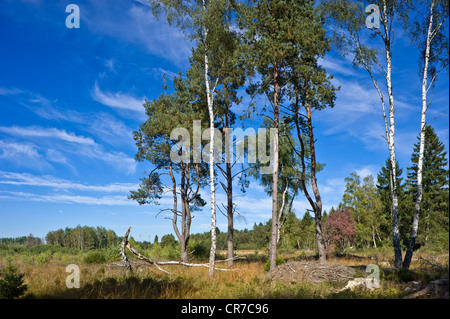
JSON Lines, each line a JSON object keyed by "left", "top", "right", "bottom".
{"left": 120, "top": 227, "right": 132, "bottom": 271}
{"left": 119, "top": 227, "right": 241, "bottom": 274}
{"left": 417, "top": 256, "right": 446, "bottom": 270}
{"left": 126, "top": 242, "right": 170, "bottom": 274}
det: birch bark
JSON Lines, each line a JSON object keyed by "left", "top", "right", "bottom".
{"left": 403, "top": 0, "right": 435, "bottom": 269}
{"left": 202, "top": 2, "right": 217, "bottom": 277}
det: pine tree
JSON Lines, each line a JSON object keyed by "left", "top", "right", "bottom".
{"left": 405, "top": 125, "right": 449, "bottom": 251}
{"left": 376, "top": 159, "right": 409, "bottom": 243}
{"left": 129, "top": 73, "right": 209, "bottom": 262}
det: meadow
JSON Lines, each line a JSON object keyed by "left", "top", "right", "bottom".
{"left": 0, "top": 244, "right": 448, "bottom": 299}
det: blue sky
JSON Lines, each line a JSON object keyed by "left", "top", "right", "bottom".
{"left": 0, "top": 0, "right": 448, "bottom": 242}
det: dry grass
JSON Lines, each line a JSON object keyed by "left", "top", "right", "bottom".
{"left": 1, "top": 248, "right": 448, "bottom": 299}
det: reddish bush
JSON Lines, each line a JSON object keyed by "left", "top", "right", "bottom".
{"left": 324, "top": 209, "right": 356, "bottom": 251}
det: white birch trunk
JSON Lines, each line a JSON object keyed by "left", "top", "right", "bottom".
{"left": 277, "top": 183, "right": 288, "bottom": 244}
{"left": 202, "top": 5, "right": 217, "bottom": 278}
{"left": 403, "top": 0, "right": 435, "bottom": 269}
{"left": 381, "top": 0, "right": 402, "bottom": 269}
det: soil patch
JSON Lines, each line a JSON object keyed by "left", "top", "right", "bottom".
{"left": 264, "top": 260, "right": 356, "bottom": 284}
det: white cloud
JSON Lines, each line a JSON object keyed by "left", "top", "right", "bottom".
{"left": 318, "top": 56, "right": 356, "bottom": 76}
{"left": 86, "top": 113, "right": 134, "bottom": 148}
{"left": 82, "top": 1, "right": 191, "bottom": 66}
{"left": 92, "top": 81, "right": 145, "bottom": 117}
{"left": 0, "top": 141, "right": 50, "bottom": 170}
{"left": 355, "top": 165, "right": 378, "bottom": 179}
{"left": 0, "top": 191, "right": 136, "bottom": 206}
{"left": 0, "top": 171, "right": 138, "bottom": 193}
{"left": 0, "top": 125, "right": 136, "bottom": 175}
{"left": 0, "top": 126, "right": 96, "bottom": 145}
{"left": 104, "top": 58, "right": 117, "bottom": 72}
{"left": 0, "top": 87, "right": 23, "bottom": 96}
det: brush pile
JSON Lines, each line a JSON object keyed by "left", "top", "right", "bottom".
{"left": 264, "top": 260, "right": 355, "bottom": 284}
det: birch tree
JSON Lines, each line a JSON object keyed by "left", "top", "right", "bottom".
{"left": 129, "top": 74, "right": 208, "bottom": 262}
{"left": 321, "top": 0, "right": 403, "bottom": 268}
{"left": 150, "top": 0, "right": 241, "bottom": 277}
{"left": 399, "top": 0, "right": 449, "bottom": 269}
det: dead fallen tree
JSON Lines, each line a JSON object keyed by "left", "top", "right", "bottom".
{"left": 119, "top": 227, "right": 243, "bottom": 275}
{"left": 404, "top": 279, "right": 449, "bottom": 299}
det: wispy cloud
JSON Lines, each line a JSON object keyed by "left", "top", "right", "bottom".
{"left": 0, "top": 171, "right": 138, "bottom": 193}
{"left": 0, "top": 125, "right": 136, "bottom": 175}
{"left": 0, "top": 126, "right": 96, "bottom": 145}
{"left": 355, "top": 165, "right": 379, "bottom": 179}
{"left": 318, "top": 56, "right": 356, "bottom": 77}
{"left": 0, "top": 191, "right": 136, "bottom": 206}
{"left": 0, "top": 171, "right": 140, "bottom": 206}
{"left": 82, "top": 1, "right": 191, "bottom": 67}
{"left": 86, "top": 112, "right": 135, "bottom": 148}
{"left": 316, "top": 74, "right": 388, "bottom": 152}
{"left": 92, "top": 81, "right": 145, "bottom": 118}
{"left": 0, "top": 87, "right": 85, "bottom": 123}
{"left": 0, "top": 87, "right": 23, "bottom": 96}
{"left": 0, "top": 141, "right": 50, "bottom": 170}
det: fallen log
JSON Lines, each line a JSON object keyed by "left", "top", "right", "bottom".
{"left": 120, "top": 227, "right": 242, "bottom": 275}
{"left": 404, "top": 279, "right": 449, "bottom": 299}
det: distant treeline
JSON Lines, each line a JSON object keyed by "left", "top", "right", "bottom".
{"left": 1, "top": 226, "right": 119, "bottom": 250}
{"left": 0, "top": 234, "right": 42, "bottom": 246}
{"left": 44, "top": 225, "right": 119, "bottom": 250}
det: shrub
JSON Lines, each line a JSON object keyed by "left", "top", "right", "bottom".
{"left": 264, "top": 257, "right": 285, "bottom": 272}
{"left": 36, "top": 251, "right": 52, "bottom": 265}
{"left": 324, "top": 209, "right": 356, "bottom": 251}
{"left": 162, "top": 245, "right": 179, "bottom": 259}
{"left": 397, "top": 269, "right": 417, "bottom": 282}
{"left": 149, "top": 243, "right": 162, "bottom": 259}
{"left": 189, "top": 241, "right": 209, "bottom": 259}
{"left": 83, "top": 251, "right": 106, "bottom": 264}
{"left": 0, "top": 264, "right": 28, "bottom": 299}
{"left": 104, "top": 245, "right": 121, "bottom": 262}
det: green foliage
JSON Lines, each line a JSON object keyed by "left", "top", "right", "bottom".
{"left": 264, "top": 257, "right": 285, "bottom": 272}
{"left": 189, "top": 241, "right": 209, "bottom": 259}
{"left": 104, "top": 245, "right": 121, "bottom": 262}
{"left": 406, "top": 125, "right": 449, "bottom": 248}
{"left": 83, "top": 251, "right": 107, "bottom": 264}
{"left": 397, "top": 269, "right": 417, "bottom": 283}
{"left": 160, "top": 234, "right": 177, "bottom": 248}
{"left": 45, "top": 225, "right": 119, "bottom": 250}
{"left": 376, "top": 159, "right": 409, "bottom": 243}
{"left": 149, "top": 243, "right": 162, "bottom": 259}
{"left": 35, "top": 251, "right": 52, "bottom": 265}
{"left": 341, "top": 172, "right": 385, "bottom": 248}
{"left": 0, "top": 264, "right": 28, "bottom": 299}
{"left": 162, "top": 244, "right": 180, "bottom": 260}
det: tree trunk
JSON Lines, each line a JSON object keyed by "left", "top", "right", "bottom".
{"left": 403, "top": 1, "right": 434, "bottom": 269}
{"left": 203, "top": 16, "right": 217, "bottom": 278}
{"left": 226, "top": 160, "right": 234, "bottom": 267}
{"left": 223, "top": 113, "right": 234, "bottom": 267}
{"left": 169, "top": 163, "right": 190, "bottom": 263}
{"left": 306, "top": 101, "right": 327, "bottom": 264}
{"left": 269, "top": 61, "right": 280, "bottom": 271}
{"left": 294, "top": 88, "right": 325, "bottom": 263}
{"left": 372, "top": 222, "right": 377, "bottom": 249}
{"left": 277, "top": 182, "right": 288, "bottom": 244}
{"left": 381, "top": 0, "right": 402, "bottom": 268}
